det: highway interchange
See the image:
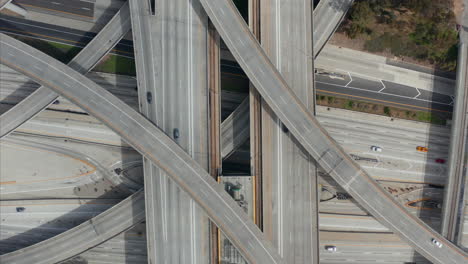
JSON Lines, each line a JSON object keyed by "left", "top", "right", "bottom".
{"left": 1, "top": 0, "right": 468, "bottom": 263}
{"left": 0, "top": 12, "right": 454, "bottom": 114}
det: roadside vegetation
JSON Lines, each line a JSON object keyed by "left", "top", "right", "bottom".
{"left": 339, "top": 0, "right": 458, "bottom": 71}
{"left": 316, "top": 94, "right": 448, "bottom": 125}
{"left": 10, "top": 35, "right": 136, "bottom": 76}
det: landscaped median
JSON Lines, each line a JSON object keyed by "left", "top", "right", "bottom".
{"left": 316, "top": 94, "right": 450, "bottom": 125}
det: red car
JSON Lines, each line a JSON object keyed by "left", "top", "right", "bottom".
{"left": 435, "top": 159, "right": 446, "bottom": 164}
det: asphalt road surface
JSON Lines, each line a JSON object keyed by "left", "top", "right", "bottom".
{"left": 196, "top": 0, "right": 468, "bottom": 262}
{"left": 0, "top": 33, "right": 284, "bottom": 264}
{"left": 0, "top": 2, "right": 131, "bottom": 138}
{"left": 0, "top": 14, "right": 452, "bottom": 114}
{"left": 15, "top": 0, "right": 94, "bottom": 19}
{"left": 0, "top": 14, "right": 133, "bottom": 57}
{"left": 315, "top": 73, "right": 453, "bottom": 113}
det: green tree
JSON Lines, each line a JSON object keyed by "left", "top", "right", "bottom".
{"left": 346, "top": 1, "right": 374, "bottom": 38}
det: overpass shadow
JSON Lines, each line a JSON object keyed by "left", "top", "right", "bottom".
{"left": 0, "top": 126, "right": 146, "bottom": 263}
{"left": 388, "top": 62, "right": 454, "bottom": 262}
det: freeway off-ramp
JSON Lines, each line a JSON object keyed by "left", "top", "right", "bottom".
{"left": 0, "top": 1, "right": 466, "bottom": 263}
{"left": 0, "top": 33, "right": 284, "bottom": 264}
{"left": 313, "top": 0, "right": 354, "bottom": 57}
{"left": 0, "top": 12, "right": 454, "bottom": 114}
{"left": 197, "top": 0, "right": 467, "bottom": 262}
{"left": 0, "top": 2, "right": 131, "bottom": 139}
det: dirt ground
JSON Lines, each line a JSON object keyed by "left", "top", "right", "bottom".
{"left": 329, "top": 32, "right": 437, "bottom": 69}
{"left": 453, "top": 0, "right": 464, "bottom": 24}
{"left": 329, "top": 0, "right": 460, "bottom": 71}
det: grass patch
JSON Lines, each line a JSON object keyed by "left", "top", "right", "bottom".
{"left": 14, "top": 36, "right": 81, "bottom": 64}
{"left": 415, "top": 111, "right": 445, "bottom": 125}
{"left": 316, "top": 93, "right": 448, "bottom": 125}
{"left": 93, "top": 55, "right": 136, "bottom": 76}
{"left": 9, "top": 35, "right": 136, "bottom": 76}
{"left": 345, "top": 100, "right": 355, "bottom": 110}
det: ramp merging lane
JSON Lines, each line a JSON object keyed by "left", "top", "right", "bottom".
{"left": 197, "top": 0, "right": 468, "bottom": 263}
{"left": 0, "top": 1, "right": 131, "bottom": 139}
{"left": 1, "top": 0, "right": 466, "bottom": 262}
{"left": 221, "top": 0, "right": 355, "bottom": 157}
{"left": 0, "top": 33, "right": 284, "bottom": 264}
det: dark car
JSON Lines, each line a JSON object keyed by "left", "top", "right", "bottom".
{"left": 435, "top": 159, "right": 446, "bottom": 164}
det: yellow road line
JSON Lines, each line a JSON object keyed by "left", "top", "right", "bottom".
{"left": 4, "top": 50, "right": 464, "bottom": 259}
{"left": 0, "top": 181, "right": 16, "bottom": 185}
{"left": 317, "top": 89, "right": 450, "bottom": 113}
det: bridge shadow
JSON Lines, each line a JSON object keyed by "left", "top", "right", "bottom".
{"left": 406, "top": 58, "right": 455, "bottom": 262}
{"left": 0, "top": 16, "right": 81, "bottom": 114}
{"left": 0, "top": 119, "right": 145, "bottom": 263}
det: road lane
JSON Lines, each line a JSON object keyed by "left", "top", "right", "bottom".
{"left": 0, "top": 33, "right": 284, "bottom": 264}
{"left": 0, "top": 2, "right": 131, "bottom": 138}
{"left": 197, "top": 0, "right": 468, "bottom": 262}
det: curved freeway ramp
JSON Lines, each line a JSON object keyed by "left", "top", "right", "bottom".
{"left": 0, "top": 190, "right": 145, "bottom": 264}
{"left": 197, "top": 0, "right": 468, "bottom": 263}
{"left": 0, "top": 34, "right": 284, "bottom": 264}
{"left": 0, "top": 0, "right": 349, "bottom": 144}
{"left": 313, "top": 0, "right": 354, "bottom": 58}
{"left": 218, "top": 0, "right": 354, "bottom": 157}
{"left": 0, "top": 1, "right": 131, "bottom": 139}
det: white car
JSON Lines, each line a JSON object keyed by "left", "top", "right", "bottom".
{"left": 431, "top": 238, "right": 443, "bottom": 248}
{"left": 325, "top": 245, "right": 337, "bottom": 252}
{"left": 371, "top": 146, "right": 382, "bottom": 152}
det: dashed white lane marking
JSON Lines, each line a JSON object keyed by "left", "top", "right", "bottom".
{"left": 413, "top": 88, "right": 421, "bottom": 99}
{"left": 378, "top": 79, "right": 386, "bottom": 92}
{"left": 345, "top": 71, "right": 353, "bottom": 87}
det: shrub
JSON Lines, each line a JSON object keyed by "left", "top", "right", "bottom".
{"left": 384, "top": 106, "right": 391, "bottom": 116}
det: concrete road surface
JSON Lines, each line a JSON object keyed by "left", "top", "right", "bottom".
{"left": 0, "top": 2, "right": 131, "bottom": 138}
{"left": 313, "top": 0, "right": 354, "bottom": 57}
{"left": 0, "top": 33, "right": 284, "bottom": 264}
{"left": 0, "top": 191, "right": 145, "bottom": 264}
{"left": 196, "top": 0, "right": 468, "bottom": 262}
{"left": 15, "top": 0, "right": 94, "bottom": 19}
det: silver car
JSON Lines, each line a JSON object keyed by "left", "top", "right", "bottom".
{"left": 325, "top": 245, "right": 337, "bottom": 252}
